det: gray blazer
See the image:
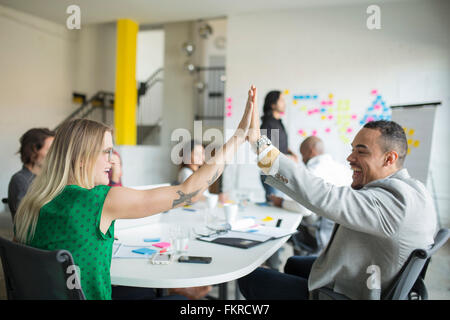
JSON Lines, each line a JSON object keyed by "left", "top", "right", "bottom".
{"left": 264, "top": 153, "right": 437, "bottom": 299}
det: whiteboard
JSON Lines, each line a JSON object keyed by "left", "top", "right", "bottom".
{"left": 391, "top": 104, "right": 439, "bottom": 184}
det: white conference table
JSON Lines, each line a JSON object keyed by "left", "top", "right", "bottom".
{"left": 110, "top": 202, "right": 303, "bottom": 294}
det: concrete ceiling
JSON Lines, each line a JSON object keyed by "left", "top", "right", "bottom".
{"left": 0, "top": 0, "right": 411, "bottom": 26}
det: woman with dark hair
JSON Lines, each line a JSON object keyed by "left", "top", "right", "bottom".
{"left": 260, "top": 91, "right": 298, "bottom": 201}
{"left": 7, "top": 128, "right": 55, "bottom": 218}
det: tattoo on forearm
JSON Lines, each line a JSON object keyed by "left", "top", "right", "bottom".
{"left": 172, "top": 189, "right": 201, "bottom": 207}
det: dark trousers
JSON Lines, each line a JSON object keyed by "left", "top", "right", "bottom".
{"left": 111, "top": 286, "right": 188, "bottom": 300}
{"left": 238, "top": 256, "right": 317, "bottom": 300}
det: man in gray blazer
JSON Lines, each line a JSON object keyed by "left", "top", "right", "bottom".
{"left": 238, "top": 86, "right": 437, "bottom": 300}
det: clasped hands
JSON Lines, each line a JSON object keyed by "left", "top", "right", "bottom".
{"left": 234, "top": 85, "right": 262, "bottom": 149}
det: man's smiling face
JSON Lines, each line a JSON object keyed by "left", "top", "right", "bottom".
{"left": 346, "top": 128, "right": 394, "bottom": 190}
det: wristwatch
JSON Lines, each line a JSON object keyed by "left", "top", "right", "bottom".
{"left": 255, "top": 135, "right": 272, "bottom": 153}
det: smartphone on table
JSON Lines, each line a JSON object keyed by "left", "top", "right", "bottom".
{"left": 178, "top": 256, "right": 212, "bottom": 264}
{"left": 151, "top": 253, "right": 173, "bottom": 265}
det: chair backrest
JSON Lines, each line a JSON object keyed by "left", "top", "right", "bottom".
{"left": 0, "top": 236, "right": 86, "bottom": 300}
{"left": 382, "top": 228, "right": 449, "bottom": 300}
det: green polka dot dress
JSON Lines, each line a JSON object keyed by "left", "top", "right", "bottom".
{"left": 27, "top": 185, "right": 115, "bottom": 300}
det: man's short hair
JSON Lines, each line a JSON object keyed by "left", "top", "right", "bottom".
{"left": 363, "top": 120, "right": 408, "bottom": 167}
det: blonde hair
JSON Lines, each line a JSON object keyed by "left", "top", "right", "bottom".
{"left": 14, "top": 119, "right": 112, "bottom": 243}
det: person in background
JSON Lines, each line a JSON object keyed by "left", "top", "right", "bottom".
{"left": 7, "top": 128, "right": 55, "bottom": 219}
{"left": 270, "top": 136, "right": 352, "bottom": 253}
{"left": 178, "top": 139, "right": 211, "bottom": 200}
{"left": 108, "top": 150, "right": 122, "bottom": 187}
{"left": 259, "top": 90, "right": 298, "bottom": 270}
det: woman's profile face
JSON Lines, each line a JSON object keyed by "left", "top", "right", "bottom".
{"left": 94, "top": 131, "right": 114, "bottom": 186}
{"left": 273, "top": 94, "right": 286, "bottom": 113}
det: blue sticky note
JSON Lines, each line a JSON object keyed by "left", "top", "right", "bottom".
{"left": 132, "top": 248, "right": 157, "bottom": 255}
{"left": 313, "top": 95, "right": 318, "bottom": 99}
{"left": 183, "top": 208, "right": 196, "bottom": 212}
{"left": 247, "top": 229, "right": 258, "bottom": 233}
{"left": 255, "top": 202, "right": 270, "bottom": 207}
{"left": 143, "top": 238, "right": 160, "bottom": 242}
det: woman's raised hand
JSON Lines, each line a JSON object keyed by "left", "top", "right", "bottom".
{"left": 234, "top": 85, "right": 256, "bottom": 143}
{"left": 247, "top": 85, "right": 261, "bottom": 145}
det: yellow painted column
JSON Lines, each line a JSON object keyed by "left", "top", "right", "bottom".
{"left": 114, "top": 19, "right": 138, "bottom": 145}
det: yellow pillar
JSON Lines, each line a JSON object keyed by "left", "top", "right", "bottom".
{"left": 114, "top": 19, "right": 138, "bottom": 145}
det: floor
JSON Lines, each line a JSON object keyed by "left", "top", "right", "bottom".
{"left": 0, "top": 209, "right": 449, "bottom": 300}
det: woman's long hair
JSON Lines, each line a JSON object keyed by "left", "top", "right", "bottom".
{"left": 14, "top": 119, "right": 112, "bottom": 243}
{"left": 261, "top": 90, "right": 281, "bottom": 122}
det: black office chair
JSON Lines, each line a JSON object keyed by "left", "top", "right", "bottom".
{"left": 311, "top": 228, "right": 449, "bottom": 300}
{"left": 0, "top": 236, "right": 86, "bottom": 300}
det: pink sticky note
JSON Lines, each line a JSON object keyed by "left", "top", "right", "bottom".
{"left": 226, "top": 105, "right": 232, "bottom": 110}
{"left": 314, "top": 108, "right": 319, "bottom": 113}
{"left": 312, "top": 130, "right": 317, "bottom": 136}
{"left": 307, "top": 111, "right": 313, "bottom": 115}
{"left": 321, "top": 101, "right": 327, "bottom": 105}
{"left": 298, "top": 129, "right": 304, "bottom": 135}
{"left": 328, "top": 115, "right": 333, "bottom": 120}
{"left": 347, "top": 128, "right": 353, "bottom": 133}
{"left": 371, "top": 90, "right": 378, "bottom": 95}
{"left": 351, "top": 114, "right": 357, "bottom": 119}
{"left": 325, "top": 128, "right": 331, "bottom": 133}
{"left": 367, "top": 117, "right": 374, "bottom": 122}
{"left": 374, "top": 105, "right": 381, "bottom": 110}
{"left": 327, "top": 101, "right": 333, "bottom": 105}
{"left": 153, "top": 242, "right": 171, "bottom": 248}
{"left": 226, "top": 98, "right": 232, "bottom": 103}
{"left": 226, "top": 112, "right": 232, "bottom": 117}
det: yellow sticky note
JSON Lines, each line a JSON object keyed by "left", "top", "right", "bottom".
{"left": 407, "top": 139, "right": 413, "bottom": 145}
{"left": 284, "top": 90, "right": 290, "bottom": 95}
{"left": 300, "top": 105, "right": 307, "bottom": 111}
{"left": 293, "top": 100, "right": 298, "bottom": 105}
{"left": 407, "top": 148, "right": 411, "bottom": 155}
{"left": 408, "top": 129, "right": 415, "bottom": 136}
{"left": 329, "top": 93, "right": 333, "bottom": 99}
{"left": 262, "top": 216, "right": 273, "bottom": 222}
{"left": 321, "top": 115, "right": 327, "bottom": 120}
{"left": 413, "top": 140, "right": 420, "bottom": 148}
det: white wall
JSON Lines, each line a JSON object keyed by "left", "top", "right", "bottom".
{"left": 136, "top": 29, "right": 164, "bottom": 126}
{"left": 0, "top": 5, "right": 78, "bottom": 204}
{"left": 224, "top": 0, "right": 450, "bottom": 225}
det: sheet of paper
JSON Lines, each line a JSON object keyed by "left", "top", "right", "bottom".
{"left": 233, "top": 225, "right": 296, "bottom": 239}
{"left": 198, "top": 230, "right": 272, "bottom": 243}
{"left": 112, "top": 243, "right": 157, "bottom": 259}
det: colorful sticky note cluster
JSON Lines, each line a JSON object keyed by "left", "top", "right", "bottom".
{"left": 360, "top": 91, "right": 391, "bottom": 125}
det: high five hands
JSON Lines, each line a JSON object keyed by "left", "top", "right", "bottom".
{"left": 234, "top": 85, "right": 261, "bottom": 146}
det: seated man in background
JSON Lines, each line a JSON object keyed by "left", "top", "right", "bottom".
{"left": 270, "top": 136, "right": 352, "bottom": 253}
{"left": 239, "top": 86, "right": 437, "bottom": 300}
{"left": 8, "top": 128, "right": 55, "bottom": 219}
